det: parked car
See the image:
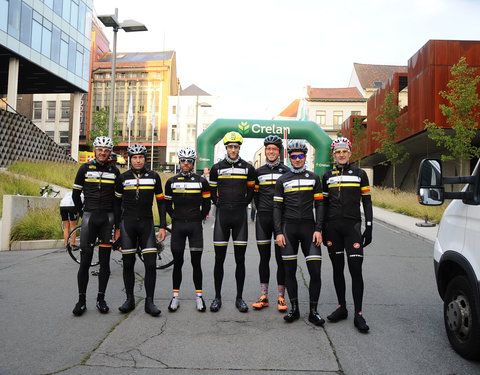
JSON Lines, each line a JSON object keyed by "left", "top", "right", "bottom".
{"left": 417, "top": 158, "right": 480, "bottom": 360}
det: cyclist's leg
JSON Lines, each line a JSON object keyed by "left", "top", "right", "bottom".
{"left": 138, "top": 220, "right": 158, "bottom": 299}
{"left": 344, "top": 220, "right": 364, "bottom": 314}
{"left": 187, "top": 221, "right": 204, "bottom": 292}
{"left": 282, "top": 222, "right": 300, "bottom": 304}
{"left": 77, "top": 212, "right": 97, "bottom": 294}
{"left": 170, "top": 220, "right": 187, "bottom": 295}
{"left": 325, "top": 221, "right": 347, "bottom": 308}
{"left": 232, "top": 207, "right": 248, "bottom": 300}
{"left": 255, "top": 213, "right": 272, "bottom": 296}
{"left": 120, "top": 218, "right": 137, "bottom": 296}
{"left": 213, "top": 207, "right": 230, "bottom": 299}
{"left": 299, "top": 221, "right": 322, "bottom": 310}
{"left": 97, "top": 212, "right": 115, "bottom": 297}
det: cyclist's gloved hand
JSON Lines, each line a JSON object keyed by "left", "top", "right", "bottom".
{"left": 362, "top": 225, "right": 372, "bottom": 247}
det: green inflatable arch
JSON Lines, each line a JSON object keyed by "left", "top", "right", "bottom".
{"left": 197, "top": 118, "right": 332, "bottom": 176}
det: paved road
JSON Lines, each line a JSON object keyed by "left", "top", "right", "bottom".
{"left": 1, "top": 214, "right": 479, "bottom": 374}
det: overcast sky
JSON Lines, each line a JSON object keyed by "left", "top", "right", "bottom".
{"left": 93, "top": 0, "right": 479, "bottom": 159}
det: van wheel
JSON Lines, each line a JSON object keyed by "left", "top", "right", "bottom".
{"left": 444, "top": 275, "right": 480, "bottom": 360}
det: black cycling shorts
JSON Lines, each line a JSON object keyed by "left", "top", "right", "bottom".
{"left": 120, "top": 216, "right": 157, "bottom": 255}
{"left": 80, "top": 211, "right": 115, "bottom": 249}
{"left": 60, "top": 206, "right": 77, "bottom": 221}
{"left": 255, "top": 212, "right": 275, "bottom": 245}
{"left": 213, "top": 206, "right": 248, "bottom": 247}
{"left": 171, "top": 220, "right": 203, "bottom": 253}
{"left": 324, "top": 219, "right": 363, "bottom": 256}
{"left": 281, "top": 220, "right": 322, "bottom": 261}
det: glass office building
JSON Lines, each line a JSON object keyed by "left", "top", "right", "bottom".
{"left": 0, "top": 0, "right": 93, "bottom": 93}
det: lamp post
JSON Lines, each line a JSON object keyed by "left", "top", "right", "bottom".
{"left": 98, "top": 9, "right": 147, "bottom": 139}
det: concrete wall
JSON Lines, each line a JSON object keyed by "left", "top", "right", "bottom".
{"left": 1, "top": 195, "right": 61, "bottom": 251}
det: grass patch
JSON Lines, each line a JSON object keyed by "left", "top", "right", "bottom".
{"left": 371, "top": 186, "right": 447, "bottom": 223}
{"left": 0, "top": 172, "right": 40, "bottom": 217}
{"left": 8, "top": 160, "right": 79, "bottom": 188}
{"left": 10, "top": 206, "right": 63, "bottom": 242}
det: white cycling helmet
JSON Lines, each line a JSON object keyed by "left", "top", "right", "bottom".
{"left": 287, "top": 139, "right": 308, "bottom": 154}
{"left": 93, "top": 136, "right": 113, "bottom": 150}
{"left": 331, "top": 137, "right": 352, "bottom": 152}
{"left": 127, "top": 144, "right": 147, "bottom": 157}
{"left": 178, "top": 147, "right": 197, "bottom": 160}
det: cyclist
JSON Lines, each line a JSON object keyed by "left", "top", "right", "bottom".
{"left": 114, "top": 144, "right": 166, "bottom": 317}
{"left": 273, "top": 140, "right": 325, "bottom": 325}
{"left": 72, "top": 136, "right": 120, "bottom": 316}
{"left": 322, "top": 137, "right": 372, "bottom": 333}
{"left": 164, "top": 147, "right": 211, "bottom": 312}
{"left": 209, "top": 131, "right": 256, "bottom": 313}
{"left": 252, "top": 135, "right": 289, "bottom": 312}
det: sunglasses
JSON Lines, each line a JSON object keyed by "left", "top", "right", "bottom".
{"left": 289, "top": 154, "right": 305, "bottom": 160}
{"left": 226, "top": 144, "right": 240, "bottom": 149}
{"left": 180, "top": 158, "right": 194, "bottom": 164}
{"left": 265, "top": 146, "right": 279, "bottom": 152}
{"left": 334, "top": 150, "right": 350, "bottom": 155}
{"left": 96, "top": 148, "right": 111, "bottom": 153}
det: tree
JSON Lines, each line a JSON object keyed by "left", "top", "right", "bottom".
{"left": 88, "top": 108, "right": 121, "bottom": 149}
{"left": 424, "top": 56, "right": 480, "bottom": 174}
{"left": 351, "top": 116, "right": 367, "bottom": 168}
{"left": 373, "top": 89, "right": 410, "bottom": 192}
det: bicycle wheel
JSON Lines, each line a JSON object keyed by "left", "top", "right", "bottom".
{"left": 67, "top": 226, "right": 100, "bottom": 267}
{"left": 137, "top": 225, "right": 173, "bottom": 269}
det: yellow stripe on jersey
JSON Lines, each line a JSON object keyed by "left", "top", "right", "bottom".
{"left": 172, "top": 189, "right": 202, "bottom": 193}
{"left": 328, "top": 183, "right": 360, "bottom": 188}
{"left": 284, "top": 187, "right": 314, "bottom": 193}
{"left": 85, "top": 179, "right": 115, "bottom": 184}
{"left": 218, "top": 175, "right": 247, "bottom": 179}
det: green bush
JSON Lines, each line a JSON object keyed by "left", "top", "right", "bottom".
{"left": 10, "top": 206, "right": 63, "bottom": 242}
{"left": 8, "top": 160, "right": 78, "bottom": 188}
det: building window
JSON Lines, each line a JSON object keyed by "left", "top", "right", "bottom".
{"left": 61, "top": 101, "right": 70, "bottom": 119}
{"left": 187, "top": 123, "right": 196, "bottom": 141}
{"left": 47, "top": 101, "right": 56, "bottom": 120}
{"left": 315, "top": 110, "right": 326, "bottom": 126}
{"left": 351, "top": 111, "right": 361, "bottom": 116}
{"left": 33, "top": 101, "right": 42, "bottom": 120}
{"left": 171, "top": 123, "right": 179, "bottom": 141}
{"left": 333, "top": 111, "right": 343, "bottom": 126}
{"left": 169, "top": 152, "right": 176, "bottom": 164}
{"left": 172, "top": 105, "right": 176, "bottom": 115}
{"left": 46, "top": 131, "right": 55, "bottom": 140}
{"left": 60, "top": 131, "right": 69, "bottom": 144}
{"left": 20, "top": 2, "right": 32, "bottom": 45}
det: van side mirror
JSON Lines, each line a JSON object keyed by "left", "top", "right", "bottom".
{"left": 417, "top": 159, "right": 444, "bottom": 206}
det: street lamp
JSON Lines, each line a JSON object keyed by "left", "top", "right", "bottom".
{"left": 98, "top": 9, "right": 147, "bottom": 139}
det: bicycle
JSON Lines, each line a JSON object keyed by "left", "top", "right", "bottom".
{"left": 40, "top": 184, "right": 60, "bottom": 197}
{"left": 66, "top": 225, "right": 174, "bottom": 269}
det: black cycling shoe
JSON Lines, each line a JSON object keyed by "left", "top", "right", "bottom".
{"left": 72, "top": 301, "right": 86, "bottom": 316}
{"left": 96, "top": 299, "right": 109, "bottom": 314}
{"left": 284, "top": 302, "right": 300, "bottom": 323}
{"left": 327, "top": 306, "right": 348, "bottom": 322}
{"left": 308, "top": 310, "right": 325, "bottom": 326}
{"left": 118, "top": 295, "right": 135, "bottom": 313}
{"left": 235, "top": 298, "right": 248, "bottom": 313}
{"left": 145, "top": 297, "right": 161, "bottom": 317}
{"left": 354, "top": 313, "right": 370, "bottom": 333}
{"left": 210, "top": 298, "right": 222, "bottom": 312}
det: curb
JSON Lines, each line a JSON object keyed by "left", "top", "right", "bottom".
{"left": 10, "top": 239, "right": 65, "bottom": 251}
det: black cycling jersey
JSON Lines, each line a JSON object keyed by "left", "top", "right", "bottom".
{"left": 254, "top": 162, "right": 288, "bottom": 213}
{"left": 164, "top": 173, "right": 211, "bottom": 221}
{"left": 72, "top": 159, "right": 120, "bottom": 213}
{"left": 209, "top": 158, "right": 256, "bottom": 207}
{"left": 273, "top": 169, "right": 324, "bottom": 236}
{"left": 114, "top": 167, "right": 166, "bottom": 228}
{"left": 322, "top": 164, "right": 372, "bottom": 224}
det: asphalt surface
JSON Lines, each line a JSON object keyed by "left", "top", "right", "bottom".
{"left": 1, "top": 207, "right": 479, "bottom": 374}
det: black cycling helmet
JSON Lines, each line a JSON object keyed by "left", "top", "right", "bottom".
{"left": 287, "top": 139, "right": 308, "bottom": 154}
{"left": 127, "top": 144, "right": 147, "bottom": 157}
{"left": 264, "top": 135, "right": 283, "bottom": 150}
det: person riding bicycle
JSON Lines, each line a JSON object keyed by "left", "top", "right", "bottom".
{"left": 114, "top": 144, "right": 166, "bottom": 317}
{"left": 252, "top": 135, "right": 289, "bottom": 312}
{"left": 164, "top": 147, "right": 211, "bottom": 312}
{"left": 71, "top": 136, "right": 120, "bottom": 316}
{"left": 322, "top": 137, "right": 372, "bottom": 333}
{"left": 273, "top": 139, "right": 325, "bottom": 325}
{"left": 209, "top": 131, "right": 256, "bottom": 313}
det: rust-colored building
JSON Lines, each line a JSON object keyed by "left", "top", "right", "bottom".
{"left": 344, "top": 40, "right": 480, "bottom": 189}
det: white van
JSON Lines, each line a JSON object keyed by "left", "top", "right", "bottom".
{"left": 417, "top": 158, "right": 480, "bottom": 360}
